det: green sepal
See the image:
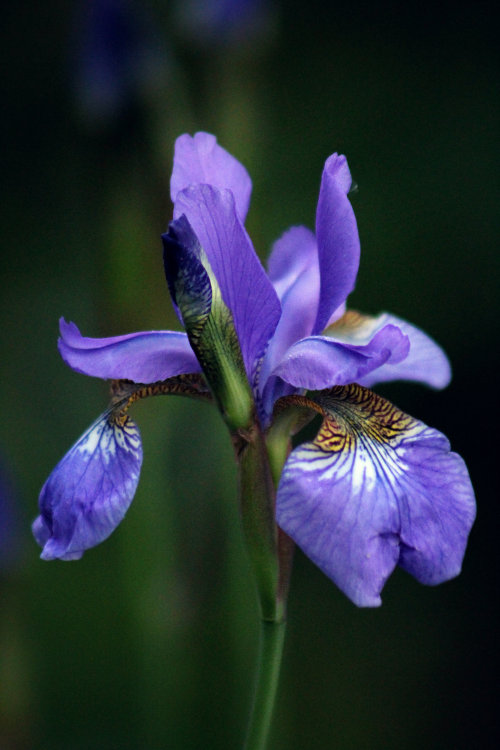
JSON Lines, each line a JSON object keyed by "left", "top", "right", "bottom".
{"left": 163, "top": 216, "right": 254, "bottom": 432}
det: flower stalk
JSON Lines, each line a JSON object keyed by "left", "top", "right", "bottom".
{"left": 236, "top": 419, "right": 294, "bottom": 750}
{"left": 244, "top": 620, "right": 286, "bottom": 750}
{"left": 235, "top": 422, "right": 284, "bottom": 623}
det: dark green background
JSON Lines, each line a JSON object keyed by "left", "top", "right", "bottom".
{"left": 1, "top": 2, "right": 498, "bottom": 748}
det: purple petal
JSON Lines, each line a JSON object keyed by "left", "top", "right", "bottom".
{"left": 33, "top": 411, "right": 143, "bottom": 560}
{"left": 174, "top": 184, "right": 281, "bottom": 380}
{"left": 276, "top": 385, "right": 476, "bottom": 606}
{"left": 58, "top": 319, "right": 201, "bottom": 382}
{"left": 258, "top": 375, "right": 296, "bottom": 428}
{"left": 170, "top": 132, "right": 252, "bottom": 222}
{"left": 353, "top": 313, "right": 452, "bottom": 389}
{"left": 258, "top": 225, "right": 345, "bottom": 415}
{"left": 272, "top": 325, "right": 409, "bottom": 391}
{"left": 259, "top": 228, "right": 320, "bottom": 392}
{"left": 267, "top": 226, "right": 319, "bottom": 302}
{"left": 313, "top": 154, "right": 360, "bottom": 334}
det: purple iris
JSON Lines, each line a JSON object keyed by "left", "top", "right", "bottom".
{"left": 33, "top": 132, "right": 475, "bottom": 607}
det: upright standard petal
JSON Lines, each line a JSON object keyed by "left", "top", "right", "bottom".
{"left": 58, "top": 319, "right": 201, "bottom": 382}
{"left": 272, "top": 324, "right": 410, "bottom": 391}
{"left": 170, "top": 132, "right": 252, "bottom": 222}
{"left": 276, "top": 385, "right": 476, "bottom": 607}
{"left": 314, "top": 154, "right": 360, "bottom": 334}
{"left": 259, "top": 227, "right": 321, "bottom": 394}
{"left": 33, "top": 411, "right": 143, "bottom": 560}
{"left": 174, "top": 184, "right": 281, "bottom": 380}
{"left": 267, "top": 226, "right": 319, "bottom": 303}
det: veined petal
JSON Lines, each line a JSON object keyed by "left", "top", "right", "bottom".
{"left": 327, "top": 312, "right": 453, "bottom": 390}
{"left": 272, "top": 325, "right": 409, "bottom": 391}
{"left": 276, "top": 385, "right": 476, "bottom": 606}
{"left": 170, "top": 132, "right": 252, "bottom": 222}
{"left": 174, "top": 184, "right": 281, "bottom": 380}
{"left": 33, "top": 411, "right": 142, "bottom": 560}
{"left": 58, "top": 319, "right": 201, "bottom": 382}
{"left": 314, "top": 154, "right": 360, "bottom": 334}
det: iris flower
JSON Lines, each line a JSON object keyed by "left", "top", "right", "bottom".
{"left": 33, "top": 132, "right": 475, "bottom": 607}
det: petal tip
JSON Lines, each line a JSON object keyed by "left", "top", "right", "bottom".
{"left": 324, "top": 152, "right": 352, "bottom": 194}
{"left": 58, "top": 317, "right": 78, "bottom": 340}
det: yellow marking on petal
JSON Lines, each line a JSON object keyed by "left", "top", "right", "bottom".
{"left": 274, "top": 384, "right": 422, "bottom": 459}
{"left": 315, "top": 416, "right": 353, "bottom": 453}
{"left": 109, "top": 374, "right": 212, "bottom": 425}
{"left": 312, "top": 385, "right": 421, "bottom": 454}
{"left": 324, "top": 309, "right": 380, "bottom": 343}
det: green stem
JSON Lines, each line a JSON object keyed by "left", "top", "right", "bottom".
{"left": 237, "top": 425, "right": 281, "bottom": 621}
{"left": 244, "top": 620, "right": 286, "bottom": 750}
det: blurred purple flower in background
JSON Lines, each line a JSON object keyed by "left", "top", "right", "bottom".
{"left": 173, "top": 0, "right": 275, "bottom": 47}
{"left": 72, "top": 0, "right": 170, "bottom": 128}
{"left": 33, "top": 133, "right": 475, "bottom": 606}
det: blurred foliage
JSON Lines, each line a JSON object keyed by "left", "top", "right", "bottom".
{"left": 1, "top": 1, "right": 498, "bottom": 748}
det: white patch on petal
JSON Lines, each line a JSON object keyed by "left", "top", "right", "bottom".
{"left": 76, "top": 419, "right": 106, "bottom": 457}
{"left": 75, "top": 414, "right": 141, "bottom": 466}
{"left": 324, "top": 310, "right": 385, "bottom": 344}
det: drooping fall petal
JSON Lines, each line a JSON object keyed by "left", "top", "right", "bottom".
{"left": 276, "top": 385, "right": 476, "bottom": 606}
{"left": 33, "top": 411, "right": 143, "bottom": 560}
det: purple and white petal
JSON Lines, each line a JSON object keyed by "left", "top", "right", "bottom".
{"left": 170, "top": 132, "right": 252, "bottom": 222}
{"left": 272, "top": 324, "right": 409, "bottom": 391}
{"left": 174, "top": 184, "right": 281, "bottom": 380}
{"left": 313, "top": 154, "right": 360, "bottom": 334}
{"left": 58, "top": 319, "right": 201, "bottom": 382}
{"left": 276, "top": 385, "right": 476, "bottom": 607}
{"left": 33, "top": 411, "right": 143, "bottom": 561}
